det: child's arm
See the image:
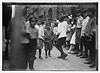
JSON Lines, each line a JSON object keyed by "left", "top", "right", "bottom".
{"left": 43, "top": 29, "right": 47, "bottom": 39}
{"left": 50, "top": 30, "right": 54, "bottom": 41}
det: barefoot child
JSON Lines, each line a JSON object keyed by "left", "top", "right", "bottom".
{"left": 44, "top": 25, "right": 54, "bottom": 58}
{"left": 35, "top": 20, "right": 44, "bottom": 60}
{"left": 26, "top": 16, "right": 39, "bottom": 70}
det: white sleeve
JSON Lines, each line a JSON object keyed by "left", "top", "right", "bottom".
{"left": 71, "top": 25, "right": 76, "bottom": 29}
{"left": 58, "top": 24, "right": 62, "bottom": 33}
{"left": 56, "top": 24, "right": 61, "bottom": 35}
{"left": 42, "top": 27, "right": 44, "bottom": 36}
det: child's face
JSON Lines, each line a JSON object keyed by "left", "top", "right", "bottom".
{"left": 76, "top": 13, "right": 81, "bottom": 17}
{"left": 30, "top": 18, "right": 36, "bottom": 27}
{"left": 83, "top": 12, "right": 88, "bottom": 18}
{"left": 37, "top": 20, "right": 41, "bottom": 25}
{"left": 64, "top": 17, "right": 68, "bottom": 21}
{"left": 87, "top": 11, "right": 93, "bottom": 17}
{"left": 47, "top": 26, "right": 50, "bottom": 30}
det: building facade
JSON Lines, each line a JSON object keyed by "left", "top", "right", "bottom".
{"left": 27, "top": 4, "right": 96, "bottom": 20}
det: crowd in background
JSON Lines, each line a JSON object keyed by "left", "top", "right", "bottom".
{"left": 2, "top": 6, "right": 98, "bottom": 71}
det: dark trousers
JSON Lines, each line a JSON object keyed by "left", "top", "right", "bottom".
{"left": 56, "top": 37, "right": 66, "bottom": 56}
{"left": 96, "top": 49, "right": 98, "bottom": 71}
{"left": 26, "top": 39, "right": 37, "bottom": 69}
{"left": 90, "top": 35, "right": 95, "bottom": 62}
{"left": 75, "top": 28, "right": 81, "bottom": 51}
{"left": 80, "top": 36, "right": 88, "bottom": 54}
{"left": 85, "top": 35, "right": 95, "bottom": 62}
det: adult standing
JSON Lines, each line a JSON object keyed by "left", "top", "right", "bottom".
{"left": 9, "top": 6, "right": 29, "bottom": 70}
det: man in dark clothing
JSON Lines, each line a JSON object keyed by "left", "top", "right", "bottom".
{"left": 84, "top": 8, "right": 96, "bottom": 68}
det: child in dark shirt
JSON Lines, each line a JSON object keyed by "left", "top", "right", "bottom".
{"left": 44, "top": 26, "right": 54, "bottom": 58}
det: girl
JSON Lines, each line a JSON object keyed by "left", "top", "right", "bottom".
{"left": 67, "top": 18, "right": 77, "bottom": 54}
{"left": 44, "top": 24, "right": 54, "bottom": 58}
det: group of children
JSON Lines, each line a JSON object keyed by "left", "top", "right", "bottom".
{"left": 65, "top": 8, "right": 97, "bottom": 68}
{"left": 8, "top": 6, "right": 97, "bottom": 70}
{"left": 26, "top": 7, "right": 97, "bottom": 70}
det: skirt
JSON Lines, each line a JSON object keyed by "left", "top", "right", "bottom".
{"left": 44, "top": 39, "right": 53, "bottom": 50}
{"left": 66, "top": 31, "right": 74, "bottom": 41}
{"left": 70, "top": 32, "right": 76, "bottom": 45}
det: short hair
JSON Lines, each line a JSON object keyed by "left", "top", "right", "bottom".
{"left": 54, "top": 22, "right": 58, "bottom": 27}
{"left": 87, "top": 8, "right": 95, "bottom": 15}
{"left": 83, "top": 9, "right": 88, "bottom": 13}
{"left": 41, "top": 21, "right": 44, "bottom": 24}
{"left": 58, "top": 15, "right": 64, "bottom": 22}
{"left": 64, "top": 15, "right": 69, "bottom": 19}
{"left": 29, "top": 16, "right": 37, "bottom": 23}
{"left": 75, "top": 9, "right": 82, "bottom": 13}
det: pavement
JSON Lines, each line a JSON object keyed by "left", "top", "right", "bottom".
{"left": 27, "top": 46, "right": 96, "bottom": 71}
{"left": 3, "top": 46, "right": 96, "bottom": 71}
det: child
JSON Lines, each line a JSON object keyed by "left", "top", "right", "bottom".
{"left": 52, "top": 22, "right": 58, "bottom": 46}
{"left": 26, "top": 16, "right": 39, "bottom": 70}
{"left": 44, "top": 25, "right": 54, "bottom": 58}
{"left": 67, "top": 18, "right": 77, "bottom": 54}
{"left": 35, "top": 20, "right": 44, "bottom": 60}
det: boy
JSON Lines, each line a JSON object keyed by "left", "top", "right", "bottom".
{"left": 56, "top": 15, "right": 68, "bottom": 59}
{"left": 75, "top": 9, "right": 84, "bottom": 56}
{"left": 26, "top": 16, "right": 39, "bottom": 70}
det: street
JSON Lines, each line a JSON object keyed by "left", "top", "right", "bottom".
{"left": 3, "top": 46, "right": 96, "bottom": 71}
{"left": 26, "top": 46, "right": 96, "bottom": 71}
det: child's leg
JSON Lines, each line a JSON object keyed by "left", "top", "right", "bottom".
{"left": 44, "top": 42, "right": 48, "bottom": 58}
{"left": 29, "top": 39, "right": 37, "bottom": 70}
{"left": 68, "top": 44, "right": 75, "bottom": 53}
{"left": 67, "top": 41, "right": 70, "bottom": 47}
{"left": 29, "top": 46, "right": 36, "bottom": 70}
{"left": 45, "top": 49, "right": 48, "bottom": 58}
{"left": 39, "top": 49, "right": 43, "bottom": 59}
{"left": 48, "top": 42, "right": 53, "bottom": 57}
{"left": 48, "top": 50, "right": 51, "bottom": 57}
{"left": 38, "top": 39, "right": 43, "bottom": 59}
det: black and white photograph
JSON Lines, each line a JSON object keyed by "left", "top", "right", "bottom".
{"left": 1, "top": 1, "right": 98, "bottom": 71}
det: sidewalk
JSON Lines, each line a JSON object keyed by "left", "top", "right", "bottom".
{"left": 3, "top": 46, "right": 96, "bottom": 71}
{"left": 27, "top": 46, "right": 96, "bottom": 71}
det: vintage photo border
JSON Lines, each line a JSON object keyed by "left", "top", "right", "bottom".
{"left": 0, "top": 0, "right": 99, "bottom": 73}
